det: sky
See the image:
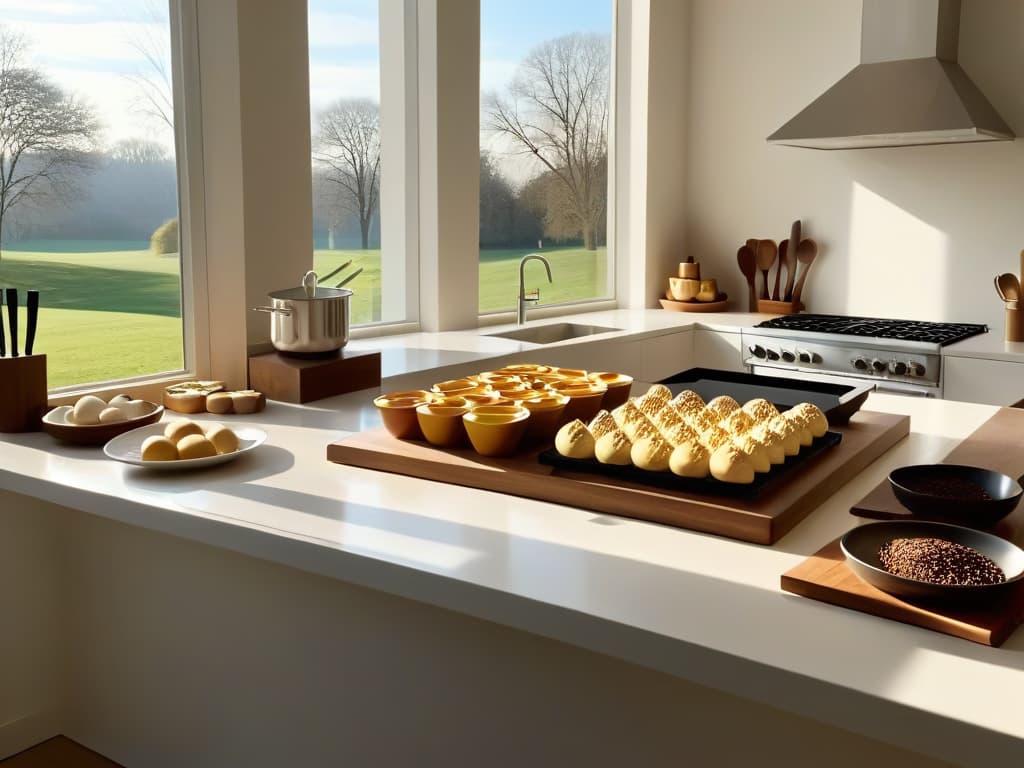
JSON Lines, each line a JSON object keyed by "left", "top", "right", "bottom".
{"left": 0, "top": 0, "right": 612, "bottom": 165}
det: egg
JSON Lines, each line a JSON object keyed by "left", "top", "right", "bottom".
{"left": 72, "top": 395, "right": 107, "bottom": 425}
{"left": 98, "top": 406, "right": 127, "bottom": 424}
{"left": 119, "top": 399, "right": 151, "bottom": 420}
{"left": 108, "top": 394, "right": 132, "bottom": 406}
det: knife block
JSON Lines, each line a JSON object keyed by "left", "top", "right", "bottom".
{"left": 0, "top": 354, "right": 47, "bottom": 432}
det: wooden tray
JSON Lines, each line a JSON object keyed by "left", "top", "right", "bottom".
{"left": 327, "top": 410, "right": 909, "bottom": 545}
{"left": 660, "top": 297, "right": 729, "bottom": 313}
{"left": 782, "top": 408, "right": 1024, "bottom": 646}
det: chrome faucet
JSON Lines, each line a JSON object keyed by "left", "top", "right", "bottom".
{"left": 517, "top": 253, "right": 553, "bottom": 324}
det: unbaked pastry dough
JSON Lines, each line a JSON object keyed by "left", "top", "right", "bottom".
{"left": 709, "top": 443, "right": 755, "bottom": 484}
{"left": 631, "top": 436, "right": 672, "bottom": 472}
{"left": 595, "top": 428, "right": 633, "bottom": 465}
{"left": 669, "top": 440, "right": 710, "bottom": 478}
{"left": 555, "top": 419, "right": 596, "bottom": 459}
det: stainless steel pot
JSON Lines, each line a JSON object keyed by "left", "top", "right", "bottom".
{"left": 254, "top": 271, "right": 353, "bottom": 354}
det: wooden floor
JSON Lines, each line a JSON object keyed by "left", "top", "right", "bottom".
{"left": 1, "top": 737, "right": 122, "bottom": 767}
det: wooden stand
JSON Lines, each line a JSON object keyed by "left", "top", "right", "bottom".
{"left": 249, "top": 348, "right": 381, "bottom": 404}
{"left": 0, "top": 354, "right": 47, "bottom": 432}
{"left": 757, "top": 299, "right": 803, "bottom": 315}
{"left": 1006, "top": 307, "right": 1024, "bottom": 342}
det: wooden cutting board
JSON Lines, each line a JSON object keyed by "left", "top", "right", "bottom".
{"left": 326, "top": 410, "right": 909, "bottom": 545}
{"left": 782, "top": 408, "right": 1024, "bottom": 647}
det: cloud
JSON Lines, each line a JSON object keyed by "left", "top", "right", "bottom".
{"left": 307, "top": 11, "right": 378, "bottom": 49}
{"left": 309, "top": 63, "right": 380, "bottom": 110}
{"left": 12, "top": 19, "right": 166, "bottom": 67}
{"left": 481, "top": 58, "right": 519, "bottom": 94}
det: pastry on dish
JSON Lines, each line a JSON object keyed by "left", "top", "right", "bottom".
{"left": 204, "top": 423, "right": 240, "bottom": 455}
{"left": 709, "top": 443, "right": 755, "bottom": 484}
{"left": 749, "top": 423, "right": 786, "bottom": 465}
{"left": 720, "top": 409, "right": 755, "bottom": 437}
{"left": 669, "top": 440, "right": 710, "bottom": 478}
{"left": 611, "top": 399, "right": 643, "bottom": 428}
{"left": 742, "top": 397, "right": 779, "bottom": 423}
{"left": 698, "top": 424, "right": 731, "bottom": 452}
{"left": 706, "top": 395, "right": 741, "bottom": 420}
{"left": 684, "top": 406, "right": 717, "bottom": 435}
{"left": 731, "top": 433, "right": 771, "bottom": 474}
{"left": 671, "top": 389, "right": 705, "bottom": 413}
{"left": 636, "top": 384, "right": 672, "bottom": 417}
{"left": 141, "top": 435, "right": 178, "bottom": 461}
{"left": 164, "top": 418, "right": 204, "bottom": 443}
{"left": 788, "top": 402, "right": 829, "bottom": 438}
{"left": 177, "top": 433, "right": 217, "bottom": 460}
{"left": 622, "top": 413, "right": 659, "bottom": 442}
{"left": 595, "top": 428, "right": 633, "bottom": 465}
{"left": 767, "top": 415, "right": 802, "bottom": 457}
{"left": 588, "top": 409, "right": 619, "bottom": 440}
{"left": 782, "top": 411, "right": 814, "bottom": 447}
{"left": 660, "top": 419, "right": 699, "bottom": 448}
{"left": 631, "top": 436, "right": 672, "bottom": 472}
{"left": 555, "top": 419, "right": 596, "bottom": 459}
{"left": 653, "top": 403, "right": 684, "bottom": 431}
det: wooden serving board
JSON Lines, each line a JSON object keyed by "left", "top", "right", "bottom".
{"left": 782, "top": 408, "right": 1024, "bottom": 647}
{"left": 327, "top": 410, "right": 909, "bottom": 545}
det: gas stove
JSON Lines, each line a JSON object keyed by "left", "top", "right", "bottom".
{"left": 740, "top": 314, "right": 988, "bottom": 395}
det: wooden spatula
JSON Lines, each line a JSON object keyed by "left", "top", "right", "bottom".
{"left": 756, "top": 240, "right": 777, "bottom": 300}
{"left": 737, "top": 245, "right": 757, "bottom": 312}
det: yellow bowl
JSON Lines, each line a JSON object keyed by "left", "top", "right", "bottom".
{"left": 461, "top": 392, "right": 501, "bottom": 407}
{"left": 416, "top": 403, "right": 471, "bottom": 448}
{"left": 474, "top": 372, "right": 523, "bottom": 388}
{"left": 492, "top": 363, "right": 555, "bottom": 376}
{"left": 431, "top": 378, "right": 479, "bottom": 396}
{"left": 373, "top": 390, "right": 433, "bottom": 440}
{"left": 549, "top": 379, "right": 608, "bottom": 424}
{"left": 554, "top": 367, "right": 588, "bottom": 379}
{"left": 493, "top": 385, "right": 543, "bottom": 402}
{"left": 517, "top": 393, "right": 570, "bottom": 444}
{"left": 588, "top": 372, "right": 634, "bottom": 410}
{"left": 463, "top": 405, "right": 530, "bottom": 457}
{"left": 429, "top": 395, "right": 470, "bottom": 408}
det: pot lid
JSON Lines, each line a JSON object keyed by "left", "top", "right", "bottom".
{"left": 269, "top": 285, "right": 353, "bottom": 301}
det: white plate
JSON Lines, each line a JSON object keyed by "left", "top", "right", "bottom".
{"left": 103, "top": 422, "right": 267, "bottom": 470}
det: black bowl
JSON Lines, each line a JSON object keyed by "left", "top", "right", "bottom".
{"left": 841, "top": 520, "right": 1024, "bottom": 603}
{"left": 888, "top": 464, "right": 1022, "bottom": 528}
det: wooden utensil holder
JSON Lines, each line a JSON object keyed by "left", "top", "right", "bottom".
{"left": 1006, "top": 308, "right": 1024, "bottom": 342}
{"left": 0, "top": 354, "right": 47, "bottom": 432}
{"left": 757, "top": 299, "right": 803, "bottom": 315}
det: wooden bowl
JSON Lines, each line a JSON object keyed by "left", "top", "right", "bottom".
{"left": 41, "top": 402, "right": 164, "bottom": 445}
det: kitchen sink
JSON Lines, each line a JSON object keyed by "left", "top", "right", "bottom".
{"left": 486, "top": 322, "right": 621, "bottom": 344}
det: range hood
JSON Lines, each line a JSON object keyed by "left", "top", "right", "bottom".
{"left": 768, "top": 0, "right": 1014, "bottom": 149}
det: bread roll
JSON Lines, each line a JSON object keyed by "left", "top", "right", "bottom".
{"left": 141, "top": 435, "right": 178, "bottom": 461}
{"left": 784, "top": 411, "right": 814, "bottom": 447}
{"left": 669, "top": 441, "right": 710, "bottom": 478}
{"left": 742, "top": 398, "right": 779, "bottom": 423}
{"left": 622, "top": 413, "right": 659, "bottom": 442}
{"left": 595, "top": 428, "right": 633, "bottom": 465}
{"left": 709, "top": 443, "right": 755, "bottom": 484}
{"left": 654, "top": 403, "right": 685, "bottom": 432}
{"left": 177, "top": 434, "right": 217, "bottom": 460}
{"left": 660, "top": 419, "right": 699, "bottom": 448}
{"left": 684, "top": 406, "right": 717, "bottom": 435}
{"left": 631, "top": 436, "right": 672, "bottom": 472}
{"left": 636, "top": 384, "right": 671, "bottom": 417}
{"left": 671, "top": 389, "right": 705, "bottom": 413}
{"left": 749, "top": 423, "right": 786, "bottom": 465}
{"left": 165, "top": 418, "right": 204, "bottom": 444}
{"left": 588, "top": 409, "right": 618, "bottom": 439}
{"left": 230, "top": 390, "right": 264, "bottom": 414}
{"left": 699, "top": 424, "right": 731, "bottom": 452}
{"left": 204, "top": 424, "right": 239, "bottom": 455}
{"left": 732, "top": 433, "right": 771, "bottom": 474}
{"left": 768, "top": 415, "right": 802, "bottom": 457}
{"left": 720, "top": 409, "right": 755, "bottom": 437}
{"left": 555, "top": 419, "right": 596, "bottom": 459}
{"left": 706, "top": 395, "right": 740, "bottom": 420}
{"left": 789, "top": 402, "right": 828, "bottom": 438}
{"left": 611, "top": 399, "right": 643, "bottom": 427}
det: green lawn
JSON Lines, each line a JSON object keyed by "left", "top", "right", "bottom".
{"left": 0, "top": 241, "right": 606, "bottom": 387}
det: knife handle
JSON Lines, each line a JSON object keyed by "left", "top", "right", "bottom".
{"left": 5, "top": 288, "right": 17, "bottom": 357}
{"left": 25, "top": 290, "right": 39, "bottom": 356}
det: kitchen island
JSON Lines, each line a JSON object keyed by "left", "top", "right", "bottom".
{"left": 2, "top": 315, "right": 1022, "bottom": 767}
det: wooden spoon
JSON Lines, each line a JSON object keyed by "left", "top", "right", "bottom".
{"left": 755, "top": 240, "right": 777, "bottom": 300}
{"left": 737, "top": 245, "right": 757, "bottom": 312}
{"left": 774, "top": 239, "right": 788, "bottom": 301}
{"left": 791, "top": 239, "right": 819, "bottom": 307}
{"left": 784, "top": 220, "right": 801, "bottom": 301}
{"left": 997, "top": 272, "right": 1021, "bottom": 303}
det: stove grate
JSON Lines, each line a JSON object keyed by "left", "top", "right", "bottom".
{"left": 755, "top": 314, "right": 987, "bottom": 346}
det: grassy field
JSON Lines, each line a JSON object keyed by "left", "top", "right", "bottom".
{"left": 0, "top": 242, "right": 606, "bottom": 387}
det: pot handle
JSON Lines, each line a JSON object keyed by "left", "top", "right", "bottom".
{"left": 253, "top": 305, "right": 293, "bottom": 315}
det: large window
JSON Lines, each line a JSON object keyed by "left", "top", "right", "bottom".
{"left": 478, "top": 0, "right": 613, "bottom": 314}
{"left": 0, "top": 1, "right": 185, "bottom": 389}
{"left": 308, "top": 0, "right": 387, "bottom": 326}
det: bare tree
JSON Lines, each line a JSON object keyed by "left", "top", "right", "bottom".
{"left": 483, "top": 33, "right": 610, "bottom": 251}
{"left": 313, "top": 98, "right": 381, "bottom": 250}
{"left": 111, "top": 137, "right": 170, "bottom": 164}
{"left": 0, "top": 27, "right": 98, "bottom": 259}
{"left": 123, "top": 0, "right": 174, "bottom": 135}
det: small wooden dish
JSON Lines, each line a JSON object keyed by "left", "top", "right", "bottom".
{"left": 42, "top": 402, "right": 164, "bottom": 445}
{"left": 757, "top": 299, "right": 804, "bottom": 315}
{"left": 660, "top": 297, "right": 729, "bottom": 313}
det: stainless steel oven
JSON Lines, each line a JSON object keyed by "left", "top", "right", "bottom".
{"left": 740, "top": 315, "right": 988, "bottom": 398}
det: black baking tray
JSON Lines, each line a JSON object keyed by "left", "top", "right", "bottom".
{"left": 656, "top": 367, "right": 872, "bottom": 425}
{"left": 538, "top": 431, "right": 842, "bottom": 499}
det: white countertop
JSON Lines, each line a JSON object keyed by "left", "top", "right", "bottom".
{"left": 3, "top": 310, "right": 1024, "bottom": 765}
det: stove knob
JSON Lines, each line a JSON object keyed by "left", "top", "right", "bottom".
{"left": 909, "top": 362, "right": 926, "bottom": 377}
{"left": 797, "top": 350, "right": 812, "bottom": 364}
{"left": 766, "top": 349, "right": 780, "bottom": 361}
{"left": 871, "top": 359, "right": 886, "bottom": 373}
{"left": 781, "top": 349, "right": 796, "bottom": 363}
{"left": 890, "top": 361, "right": 908, "bottom": 375}
{"left": 748, "top": 344, "right": 766, "bottom": 359}
{"left": 811, "top": 352, "right": 823, "bottom": 364}
{"left": 853, "top": 357, "right": 869, "bottom": 371}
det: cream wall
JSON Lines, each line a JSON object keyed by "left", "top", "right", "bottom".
{"left": 684, "top": 0, "right": 1024, "bottom": 332}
